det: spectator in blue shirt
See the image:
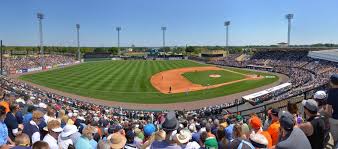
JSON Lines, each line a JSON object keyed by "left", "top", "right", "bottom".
{"left": 75, "top": 126, "right": 95, "bottom": 149}
{"left": 0, "top": 105, "right": 11, "bottom": 148}
{"left": 23, "top": 105, "right": 36, "bottom": 124}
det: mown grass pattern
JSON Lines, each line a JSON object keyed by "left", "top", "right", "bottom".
{"left": 20, "top": 60, "right": 279, "bottom": 104}
{"left": 182, "top": 70, "right": 246, "bottom": 86}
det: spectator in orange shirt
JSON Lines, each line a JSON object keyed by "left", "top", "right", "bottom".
{"left": 0, "top": 93, "right": 16, "bottom": 114}
{"left": 0, "top": 101, "right": 9, "bottom": 113}
{"left": 267, "top": 108, "right": 280, "bottom": 146}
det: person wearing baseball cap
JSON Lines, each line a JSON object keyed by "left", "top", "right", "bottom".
{"left": 314, "top": 91, "right": 327, "bottom": 112}
{"left": 144, "top": 123, "right": 156, "bottom": 137}
{"left": 298, "top": 99, "right": 326, "bottom": 149}
{"left": 141, "top": 123, "right": 156, "bottom": 149}
{"left": 42, "top": 119, "right": 63, "bottom": 149}
{"left": 276, "top": 110, "right": 311, "bottom": 149}
{"left": 151, "top": 111, "right": 181, "bottom": 149}
{"left": 124, "top": 130, "right": 137, "bottom": 149}
{"left": 326, "top": 74, "right": 338, "bottom": 145}
{"left": 267, "top": 108, "right": 280, "bottom": 146}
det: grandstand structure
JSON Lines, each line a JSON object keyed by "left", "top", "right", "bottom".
{"left": 308, "top": 49, "right": 338, "bottom": 62}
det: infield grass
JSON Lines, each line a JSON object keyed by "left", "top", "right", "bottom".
{"left": 182, "top": 70, "right": 246, "bottom": 86}
{"left": 20, "top": 60, "right": 279, "bottom": 104}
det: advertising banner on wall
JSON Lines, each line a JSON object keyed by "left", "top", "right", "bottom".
{"left": 22, "top": 69, "right": 28, "bottom": 73}
{"left": 16, "top": 70, "right": 23, "bottom": 74}
{"left": 28, "top": 67, "right": 42, "bottom": 72}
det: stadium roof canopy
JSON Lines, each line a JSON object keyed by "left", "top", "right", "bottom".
{"left": 308, "top": 49, "right": 338, "bottom": 63}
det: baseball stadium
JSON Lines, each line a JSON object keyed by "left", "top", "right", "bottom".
{"left": 1, "top": 1, "right": 338, "bottom": 149}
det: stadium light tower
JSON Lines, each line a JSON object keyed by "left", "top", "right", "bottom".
{"left": 224, "top": 21, "right": 230, "bottom": 48}
{"left": 76, "top": 24, "right": 81, "bottom": 61}
{"left": 161, "top": 27, "right": 166, "bottom": 47}
{"left": 37, "top": 12, "right": 44, "bottom": 55}
{"left": 286, "top": 14, "right": 294, "bottom": 47}
{"left": 116, "top": 27, "right": 121, "bottom": 54}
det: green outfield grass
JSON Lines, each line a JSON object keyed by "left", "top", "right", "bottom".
{"left": 182, "top": 70, "right": 246, "bottom": 86}
{"left": 20, "top": 60, "right": 279, "bottom": 104}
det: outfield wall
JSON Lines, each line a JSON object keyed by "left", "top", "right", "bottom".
{"left": 8, "top": 61, "right": 80, "bottom": 75}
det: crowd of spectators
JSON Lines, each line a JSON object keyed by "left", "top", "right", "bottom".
{"left": 211, "top": 50, "right": 338, "bottom": 104}
{"left": 0, "top": 51, "right": 337, "bottom": 149}
{"left": 3, "top": 55, "right": 76, "bottom": 72}
{"left": 0, "top": 73, "right": 338, "bottom": 149}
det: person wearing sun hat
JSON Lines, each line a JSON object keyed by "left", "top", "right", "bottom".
{"left": 42, "top": 119, "right": 63, "bottom": 149}
{"left": 58, "top": 124, "right": 80, "bottom": 149}
{"left": 109, "top": 133, "right": 127, "bottom": 149}
{"left": 175, "top": 129, "right": 200, "bottom": 149}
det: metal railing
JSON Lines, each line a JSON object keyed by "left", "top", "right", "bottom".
{"left": 234, "top": 83, "right": 328, "bottom": 118}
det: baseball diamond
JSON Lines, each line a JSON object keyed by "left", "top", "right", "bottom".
{"left": 19, "top": 60, "right": 279, "bottom": 104}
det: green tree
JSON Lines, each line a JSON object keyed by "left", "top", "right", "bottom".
{"left": 162, "top": 47, "right": 171, "bottom": 53}
{"left": 228, "top": 47, "right": 243, "bottom": 54}
{"left": 93, "top": 47, "right": 107, "bottom": 53}
{"left": 108, "top": 47, "right": 119, "bottom": 55}
{"left": 80, "top": 47, "right": 94, "bottom": 53}
{"left": 185, "top": 46, "right": 195, "bottom": 53}
{"left": 172, "top": 47, "right": 185, "bottom": 54}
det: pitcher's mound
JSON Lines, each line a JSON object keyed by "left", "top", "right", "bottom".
{"left": 209, "top": 74, "right": 221, "bottom": 78}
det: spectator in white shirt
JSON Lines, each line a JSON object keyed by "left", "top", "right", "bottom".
{"left": 43, "top": 119, "right": 63, "bottom": 149}
{"left": 58, "top": 124, "right": 79, "bottom": 149}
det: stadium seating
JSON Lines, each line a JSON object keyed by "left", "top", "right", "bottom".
{"left": 0, "top": 49, "right": 337, "bottom": 149}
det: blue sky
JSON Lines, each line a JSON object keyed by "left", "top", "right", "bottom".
{"left": 1, "top": 0, "right": 338, "bottom": 47}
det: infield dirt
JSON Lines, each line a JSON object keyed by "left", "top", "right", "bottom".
{"left": 150, "top": 66, "right": 262, "bottom": 94}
